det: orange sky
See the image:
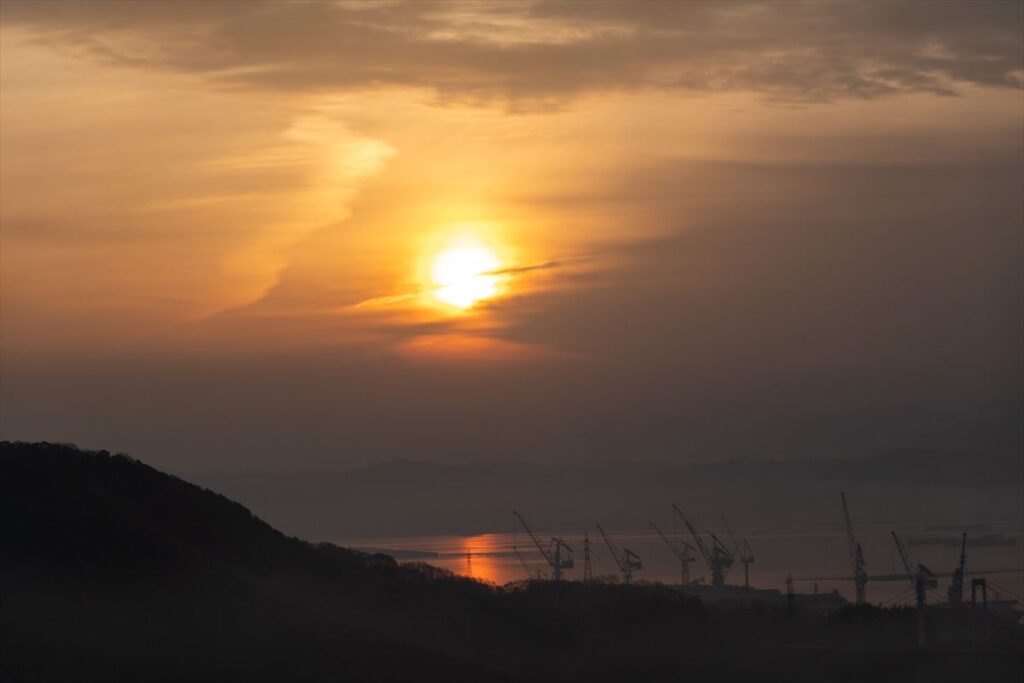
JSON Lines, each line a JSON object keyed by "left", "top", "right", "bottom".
{"left": 1, "top": 1, "right": 1021, "bottom": 468}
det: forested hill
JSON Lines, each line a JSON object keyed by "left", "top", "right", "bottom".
{"left": 0, "top": 441, "right": 499, "bottom": 682}
{"left": 3, "top": 440, "right": 312, "bottom": 574}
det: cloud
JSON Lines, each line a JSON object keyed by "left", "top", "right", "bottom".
{"left": 3, "top": 1, "right": 1021, "bottom": 106}
{"left": 487, "top": 257, "right": 590, "bottom": 276}
{"left": 1, "top": 1, "right": 1021, "bottom": 469}
{"left": 488, "top": 152, "right": 1024, "bottom": 381}
{"left": 394, "top": 334, "right": 579, "bottom": 364}
{"left": 347, "top": 258, "right": 587, "bottom": 310}
{"left": 4, "top": 151, "right": 1020, "bottom": 466}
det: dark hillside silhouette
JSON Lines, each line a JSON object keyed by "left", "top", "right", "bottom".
{"left": 2, "top": 441, "right": 1020, "bottom": 682}
{"left": 0, "top": 441, "right": 500, "bottom": 681}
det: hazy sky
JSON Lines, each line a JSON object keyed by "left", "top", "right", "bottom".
{"left": 1, "top": 1, "right": 1021, "bottom": 470}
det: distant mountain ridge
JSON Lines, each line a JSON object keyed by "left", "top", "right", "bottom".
{"left": 344, "top": 447, "right": 1018, "bottom": 483}
{"left": 191, "top": 448, "right": 1022, "bottom": 540}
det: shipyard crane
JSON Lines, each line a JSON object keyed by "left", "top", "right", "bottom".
{"left": 513, "top": 544, "right": 547, "bottom": 580}
{"left": 673, "top": 505, "right": 734, "bottom": 587}
{"left": 798, "top": 521, "right": 1016, "bottom": 599}
{"left": 721, "top": 515, "right": 755, "bottom": 588}
{"left": 892, "top": 530, "right": 938, "bottom": 648}
{"left": 948, "top": 532, "right": 967, "bottom": 607}
{"left": 649, "top": 520, "right": 696, "bottom": 586}
{"left": 891, "top": 531, "right": 937, "bottom": 590}
{"left": 512, "top": 511, "right": 573, "bottom": 581}
{"left": 583, "top": 531, "right": 593, "bottom": 583}
{"left": 840, "top": 492, "right": 868, "bottom": 604}
{"left": 596, "top": 524, "right": 642, "bottom": 585}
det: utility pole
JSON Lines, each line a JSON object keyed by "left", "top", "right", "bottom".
{"left": 786, "top": 574, "right": 795, "bottom": 615}
{"left": 948, "top": 532, "right": 967, "bottom": 607}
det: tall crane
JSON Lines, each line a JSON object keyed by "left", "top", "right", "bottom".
{"left": 840, "top": 492, "right": 868, "bottom": 605}
{"left": 649, "top": 520, "right": 696, "bottom": 586}
{"left": 512, "top": 511, "right": 573, "bottom": 581}
{"left": 948, "top": 532, "right": 967, "bottom": 607}
{"left": 583, "top": 531, "right": 593, "bottom": 583}
{"left": 513, "top": 544, "right": 546, "bottom": 580}
{"left": 596, "top": 524, "right": 642, "bottom": 585}
{"left": 891, "top": 530, "right": 938, "bottom": 648}
{"left": 721, "top": 515, "right": 755, "bottom": 588}
{"left": 891, "top": 531, "right": 937, "bottom": 590}
{"left": 673, "top": 505, "right": 733, "bottom": 587}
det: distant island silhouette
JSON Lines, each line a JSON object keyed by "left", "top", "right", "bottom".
{"left": 1, "top": 441, "right": 1020, "bottom": 682}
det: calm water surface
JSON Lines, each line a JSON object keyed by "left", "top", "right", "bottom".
{"left": 338, "top": 520, "right": 1024, "bottom": 606}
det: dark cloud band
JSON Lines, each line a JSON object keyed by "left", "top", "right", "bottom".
{"left": 4, "top": 1, "right": 1021, "bottom": 106}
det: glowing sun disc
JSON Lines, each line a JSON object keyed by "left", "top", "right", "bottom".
{"left": 430, "top": 244, "right": 500, "bottom": 308}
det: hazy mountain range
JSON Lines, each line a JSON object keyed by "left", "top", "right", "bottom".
{"left": 188, "top": 448, "right": 1023, "bottom": 540}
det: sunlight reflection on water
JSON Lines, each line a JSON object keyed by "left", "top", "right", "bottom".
{"left": 340, "top": 522, "right": 1023, "bottom": 604}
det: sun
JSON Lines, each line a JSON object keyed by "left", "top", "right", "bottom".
{"left": 430, "top": 242, "right": 501, "bottom": 309}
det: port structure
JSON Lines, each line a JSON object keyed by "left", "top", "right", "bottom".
{"left": 673, "top": 505, "right": 734, "bottom": 587}
{"left": 596, "top": 524, "right": 642, "bottom": 585}
{"left": 721, "top": 515, "right": 755, "bottom": 588}
{"left": 512, "top": 511, "right": 573, "bottom": 581}
{"left": 892, "top": 531, "right": 939, "bottom": 592}
{"left": 513, "top": 544, "right": 546, "bottom": 580}
{"left": 891, "top": 530, "right": 939, "bottom": 648}
{"left": 649, "top": 520, "right": 695, "bottom": 586}
{"left": 840, "top": 492, "right": 868, "bottom": 604}
{"left": 583, "top": 531, "right": 593, "bottom": 583}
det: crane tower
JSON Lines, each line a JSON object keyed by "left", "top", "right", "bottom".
{"left": 673, "top": 505, "right": 734, "bottom": 587}
{"left": 721, "top": 515, "right": 755, "bottom": 588}
{"left": 596, "top": 524, "right": 642, "bottom": 585}
{"left": 512, "top": 511, "right": 573, "bottom": 581}
{"left": 649, "top": 520, "right": 695, "bottom": 586}
{"left": 840, "top": 492, "right": 868, "bottom": 604}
